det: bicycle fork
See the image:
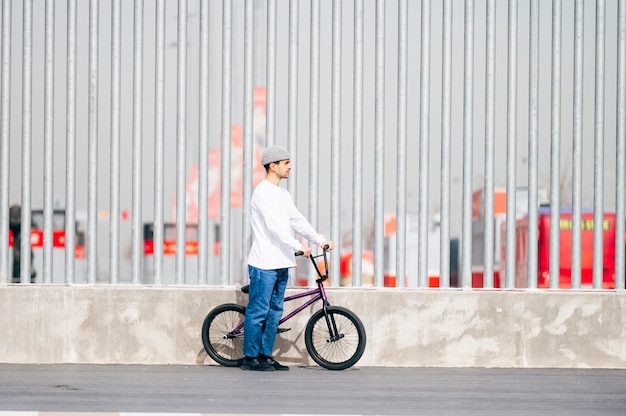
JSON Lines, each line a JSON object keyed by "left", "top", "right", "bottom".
{"left": 321, "top": 302, "right": 344, "bottom": 343}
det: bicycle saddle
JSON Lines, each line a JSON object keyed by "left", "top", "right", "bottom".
{"left": 241, "top": 285, "right": 249, "bottom": 294}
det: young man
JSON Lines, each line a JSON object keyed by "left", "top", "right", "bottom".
{"left": 242, "top": 145, "right": 334, "bottom": 371}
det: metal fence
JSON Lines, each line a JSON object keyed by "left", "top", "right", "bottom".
{"left": 0, "top": 0, "right": 624, "bottom": 290}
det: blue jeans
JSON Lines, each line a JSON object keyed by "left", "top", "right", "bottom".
{"left": 243, "top": 265, "right": 289, "bottom": 358}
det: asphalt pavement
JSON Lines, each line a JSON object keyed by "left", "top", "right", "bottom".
{"left": 0, "top": 364, "right": 625, "bottom": 415}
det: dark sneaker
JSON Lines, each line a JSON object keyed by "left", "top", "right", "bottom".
{"left": 240, "top": 357, "right": 274, "bottom": 371}
{"left": 260, "top": 355, "right": 289, "bottom": 371}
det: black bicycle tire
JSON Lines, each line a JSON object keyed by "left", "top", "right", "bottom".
{"left": 201, "top": 303, "right": 246, "bottom": 367}
{"left": 304, "top": 306, "right": 366, "bottom": 370}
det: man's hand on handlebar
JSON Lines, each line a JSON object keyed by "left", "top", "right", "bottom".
{"left": 320, "top": 240, "right": 334, "bottom": 251}
{"left": 298, "top": 246, "right": 313, "bottom": 258}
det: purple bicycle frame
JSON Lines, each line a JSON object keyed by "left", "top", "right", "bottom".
{"left": 228, "top": 247, "right": 331, "bottom": 337}
{"left": 279, "top": 283, "right": 328, "bottom": 323}
{"left": 227, "top": 283, "right": 329, "bottom": 338}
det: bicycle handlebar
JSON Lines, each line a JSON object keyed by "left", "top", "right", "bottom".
{"left": 294, "top": 245, "right": 330, "bottom": 283}
{"left": 294, "top": 244, "right": 329, "bottom": 257}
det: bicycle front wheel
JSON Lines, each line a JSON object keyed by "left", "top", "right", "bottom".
{"left": 201, "top": 303, "right": 246, "bottom": 367}
{"left": 304, "top": 306, "right": 366, "bottom": 370}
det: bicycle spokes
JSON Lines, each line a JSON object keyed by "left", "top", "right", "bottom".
{"left": 201, "top": 304, "right": 246, "bottom": 367}
{"left": 304, "top": 306, "right": 366, "bottom": 370}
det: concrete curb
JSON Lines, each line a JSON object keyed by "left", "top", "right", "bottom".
{"left": 1, "top": 285, "right": 625, "bottom": 368}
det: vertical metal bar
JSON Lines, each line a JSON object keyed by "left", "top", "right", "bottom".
{"left": 287, "top": 0, "right": 299, "bottom": 285}
{"left": 440, "top": 0, "right": 452, "bottom": 289}
{"left": 616, "top": 0, "right": 626, "bottom": 290}
{"left": 266, "top": 0, "right": 276, "bottom": 147}
{"left": 43, "top": 0, "right": 55, "bottom": 285}
{"left": 592, "top": 0, "right": 606, "bottom": 289}
{"left": 87, "top": 0, "right": 99, "bottom": 284}
{"left": 505, "top": 0, "right": 518, "bottom": 289}
{"left": 549, "top": 0, "right": 562, "bottom": 290}
{"left": 571, "top": 0, "right": 585, "bottom": 289}
{"left": 527, "top": 0, "right": 540, "bottom": 289}
{"left": 461, "top": 0, "right": 475, "bottom": 288}
{"left": 352, "top": 0, "right": 364, "bottom": 287}
{"left": 20, "top": 0, "right": 33, "bottom": 283}
{"left": 198, "top": 0, "right": 211, "bottom": 285}
{"left": 254, "top": 0, "right": 265, "bottom": 87}
{"left": 287, "top": 0, "right": 299, "bottom": 213}
{"left": 65, "top": 0, "right": 77, "bottom": 284}
{"left": 110, "top": 0, "right": 121, "bottom": 285}
{"left": 131, "top": 0, "right": 144, "bottom": 285}
{"left": 153, "top": 0, "right": 166, "bottom": 285}
{"left": 330, "top": 0, "right": 342, "bottom": 287}
{"left": 396, "top": 0, "right": 408, "bottom": 288}
{"left": 175, "top": 0, "right": 188, "bottom": 285}
{"left": 418, "top": 0, "right": 431, "bottom": 288}
{"left": 308, "top": 0, "right": 320, "bottom": 287}
{"left": 220, "top": 0, "right": 232, "bottom": 285}
{"left": 374, "top": 0, "right": 385, "bottom": 288}
{"left": 483, "top": 0, "right": 496, "bottom": 288}
{"left": 241, "top": 0, "right": 254, "bottom": 284}
{"left": 0, "top": 0, "right": 11, "bottom": 284}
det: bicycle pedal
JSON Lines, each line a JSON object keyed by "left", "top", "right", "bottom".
{"left": 276, "top": 327, "right": 291, "bottom": 334}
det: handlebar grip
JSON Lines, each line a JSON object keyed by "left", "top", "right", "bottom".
{"left": 295, "top": 251, "right": 304, "bottom": 257}
{"left": 322, "top": 244, "right": 330, "bottom": 251}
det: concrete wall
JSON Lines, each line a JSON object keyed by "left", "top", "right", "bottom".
{"left": 1, "top": 285, "right": 625, "bottom": 368}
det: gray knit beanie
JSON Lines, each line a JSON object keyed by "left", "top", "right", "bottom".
{"left": 261, "top": 145, "right": 291, "bottom": 165}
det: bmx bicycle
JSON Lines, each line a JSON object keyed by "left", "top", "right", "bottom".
{"left": 201, "top": 246, "right": 366, "bottom": 370}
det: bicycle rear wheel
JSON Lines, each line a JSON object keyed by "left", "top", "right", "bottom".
{"left": 304, "top": 306, "right": 366, "bottom": 370}
{"left": 201, "top": 303, "right": 246, "bottom": 367}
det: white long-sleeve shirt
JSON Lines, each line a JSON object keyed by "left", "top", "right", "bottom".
{"left": 248, "top": 180, "right": 325, "bottom": 270}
